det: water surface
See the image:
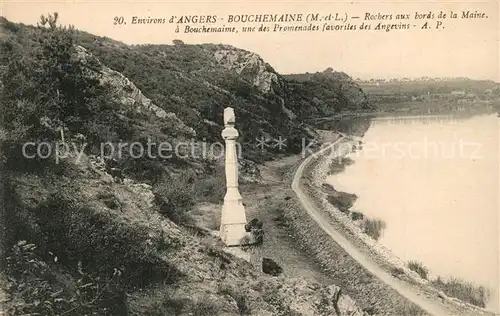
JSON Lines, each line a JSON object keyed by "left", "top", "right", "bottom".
{"left": 327, "top": 114, "right": 499, "bottom": 311}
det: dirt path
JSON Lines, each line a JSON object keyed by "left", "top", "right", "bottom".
{"left": 291, "top": 135, "right": 486, "bottom": 316}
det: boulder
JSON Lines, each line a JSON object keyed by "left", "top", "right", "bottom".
{"left": 315, "top": 284, "right": 364, "bottom": 316}
{"left": 262, "top": 258, "right": 283, "bottom": 276}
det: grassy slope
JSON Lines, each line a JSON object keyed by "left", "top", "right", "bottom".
{"left": 0, "top": 17, "right": 375, "bottom": 316}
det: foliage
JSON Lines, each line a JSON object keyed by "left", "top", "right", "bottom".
{"left": 154, "top": 174, "right": 196, "bottom": 225}
{"left": 284, "top": 72, "right": 373, "bottom": 118}
{"left": 407, "top": 261, "right": 429, "bottom": 280}
{"left": 5, "top": 240, "right": 125, "bottom": 316}
{"left": 326, "top": 191, "right": 357, "bottom": 214}
{"left": 193, "top": 164, "right": 226, "bottom": 204}
{"left": 0, "top": 13, "right": 118, "bottom": 169}
{"left": 350, "top": 211, "right": 364, "bottom": 221}
{"left": 394, "top": 301, "right": 426, "bottom": 316}
{"left": 390, "top": 267, "right": 405, "bottom": 277}
{"left": 363, "top": 218, "right": 386, "bottom": 241}
{"left": 432, "top": 276, "right": 490, "bottom": 308}
{"left": 217, "top": 284, "right": 251, "bottom": 315}
{"left": 191, "top": 296, "right": 220, "bottom": 316}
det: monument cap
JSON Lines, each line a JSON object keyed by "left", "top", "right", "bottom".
{"left": 224, "top": 107, "right": 236, "bottom": 126}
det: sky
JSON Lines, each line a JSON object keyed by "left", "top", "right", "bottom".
{"left": 1, "top": 0, "right": 499, "bottom": 81}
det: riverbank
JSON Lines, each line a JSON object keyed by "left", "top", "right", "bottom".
{"left": 192, "top": 135, "right": 431, "bottom": 315}
{"left": 302, "top": 132, "right": 496, "bottom": 315}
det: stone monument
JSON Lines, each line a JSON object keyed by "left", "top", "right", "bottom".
{"left": 220, "top": 107, "right": 248, "bottom": 246}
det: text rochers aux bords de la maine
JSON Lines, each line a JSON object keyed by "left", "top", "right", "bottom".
{"left": 119, "top": 11, "right": 488, "bottom": 33}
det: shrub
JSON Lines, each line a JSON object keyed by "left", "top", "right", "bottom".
{"left": 193, "top": 165, "right": 226, "bottom": 204}
{"left": 24, "top": 192, "right": 184, "bottom": 289}
{"left": 5, "top": 240, "right": 126, "bottom": 316}
{"left": 328, "top": 157, "right": 354, "bottom": 175}
{"left": 407, "top": 261, "right": 429, "bottom": 280}
{"left": 432, "top": 276, "right": 490, "bottom": 308}
{"left": 326, "top": 191, "right": 357, "bottom": 213}
{"left": 391, "top": 267, "right": 405, "bottom": 277}
{"left": 363, "top": 218, "right": 386, "bottom": 241}
{"left": 1, "top": 13, "right": 115, "bottom": 145}
{"left": 351, "top": 211, "right": 364, "bottom": 221}
{"left": 217, "top": 284, "right": 251, "bottom": 315}
{"left": 154, "top": 174, "right": 196, "bottom": 225}
{"left": 191, "top": 295, "right": 219, "bottom": 316}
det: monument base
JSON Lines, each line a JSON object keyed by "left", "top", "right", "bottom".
{"left": 220, "top": 223, "right": 247, "bottom": 246}
{"left": 220, "top": 198, "right": 247, "bottom": 246}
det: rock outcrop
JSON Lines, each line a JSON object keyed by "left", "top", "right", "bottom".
{"left": 75, "top": 45, "right": 196, "bottom": 138}
{"left": 214, "top": 47, "right": 280, "bottom": 94}
{"left": 315, "top": 284, "right": 365, "bottom": 316}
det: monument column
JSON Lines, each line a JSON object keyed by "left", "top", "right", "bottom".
{"left": 220, "top": 107, "right": 248, "bottom": 246}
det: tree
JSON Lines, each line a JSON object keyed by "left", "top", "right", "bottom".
{"left": 38, "top": 12, "right": 59, "bottom": 29}
{"left": 0, "top": 13, "right": 122, "bottom": 260}
{"left": 1, "top": 13, "right": 114, "bottom": 147}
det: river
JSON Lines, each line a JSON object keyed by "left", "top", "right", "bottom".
{"left": 326, "top": 114, "right": 499, "bottom": 312}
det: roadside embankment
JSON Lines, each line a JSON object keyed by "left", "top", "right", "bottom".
{"left": 279, "top": 195, "right": 428, "bottom": 315}
{"left": 304, "top": 137, "right": 430, "bottom": 284}
{"left": 279, "top": 136, "right": 427, "bottom": 315}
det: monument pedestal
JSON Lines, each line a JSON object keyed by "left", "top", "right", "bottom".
{"left": 219, "top": 107, "right": 249, "bottom": 246}
{"left": 220, "top": 199, "right": 247, "bottom": 246}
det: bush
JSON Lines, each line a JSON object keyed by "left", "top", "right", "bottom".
{"left": 391, "top": 267, "right": 405, "bottom": 277}
{"left": 217, "top": 284, "right": 251, "bottom": 315}
{"left": 154, "top": 174, "right": 196, "bottom": 225}
{"left": 191, "top": 296, "right": 220, "bottom": 316}
{"left": 193, "top": 165, "right": 226, "bottom": 204}
{"left": 326, "top": 191, "right": 357, "bottom": 213}
{"left": 363, "top": 218, "right": 386, "bottom": 241}
{"left": 432, "top": 276, "right": 490, "bottom": 308}
{"left": 328, "top": 157, "right": 354, "bottom": 175}
{"left": 407, "top": 261, "right": 429, "bottom": 280}
{"left": 351, "top": 211, "right": 364, "bottom": 221}
{"left": 22, "top": 192, "right": 183, "bottom": 289}
{"left": 5, "top": 240, "right": 126, "bottom": 316}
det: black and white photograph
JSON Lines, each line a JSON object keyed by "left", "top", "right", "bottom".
{"left": 0, "top": 1, "right": 499, "bottom": 315}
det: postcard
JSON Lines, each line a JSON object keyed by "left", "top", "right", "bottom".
{"left": 0, "top": 1, "right": 498, "bottom": 315}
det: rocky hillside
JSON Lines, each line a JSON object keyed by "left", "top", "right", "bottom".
{"left": 72, "top": 33, "right": 371, "bottom": 159}
{"left": 2, "top": 146, "right": 367, "bottom": 316}
{"left": 0, "top": 15, "right": 372, "bottom": 315}
{"left": 74, "top": 36, "right": 316, "bottom": 160}
{"left": 284, "top": 69, "right": 373, "bottom": 118}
